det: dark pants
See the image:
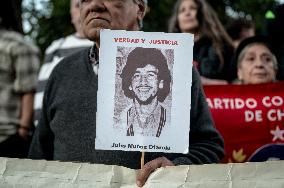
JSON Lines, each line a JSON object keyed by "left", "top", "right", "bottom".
{"left": 0, "top": 133, "right": 31, "bottom": 158}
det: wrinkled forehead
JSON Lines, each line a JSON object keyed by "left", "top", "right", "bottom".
{"left": 237, "top": 42, "right": 278, "bottom": 69}
{"left": 243, "top": 43, "right": 273, "bottom": 56}
{"left": 78, "top": 0, "right": 146, "bottom": 5}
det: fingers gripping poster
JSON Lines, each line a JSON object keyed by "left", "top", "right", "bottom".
{"left": 96, "top": 30, "right": 193, "bottom": 153}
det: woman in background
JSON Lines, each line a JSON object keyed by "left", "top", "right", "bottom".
{"left": 169, "top": 0, "right": 235, "bottom": 84}
{"left": 235, "top": 36, "right": 278, "bottom": 84}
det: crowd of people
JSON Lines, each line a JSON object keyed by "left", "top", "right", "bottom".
{"left": 0, "top": 0, "right": 283, "bottom": 187}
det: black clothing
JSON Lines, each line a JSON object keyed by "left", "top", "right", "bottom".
{"left": 29, "top": 48, "right": 224, "bottom": 169}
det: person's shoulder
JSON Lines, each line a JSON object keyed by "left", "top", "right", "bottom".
{"left": 191, "top": 66, "right": 202, "bottom": 91}
{"left": 52, "top": 47, "right": 90, "bottom": 73}
{"left": 45, "top": 34, "right": 93, "bottom": 53}
{"left": 45, "top": 47, "right": 91, "bottom": 90}
{"left": 195, "top": 36, "right": 212, "bottom": 46}
{"left": 0, "top": 30, "right": 24, "bottom": 42}
{"left": 194, "top": 36, "right": 212, "bottom": 55}
{"left": 45, "top": 37, "right": 65, "bottom": 54}
{"left": 0, "top": 30, "right": 39, "bottom": 54}
{"left": 63, "top": 34, "right": 93, "bottom": 48}
{"left": 64, "top": 46, "right": 90, "bottom": 60}
{"left": 192, "top": 66, "right": 200, "bottom": 81}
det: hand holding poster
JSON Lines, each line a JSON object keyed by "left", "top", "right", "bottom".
{"left": 96, "top": 30, "right": 193, "bottom": 154}
{"left": 204, "top": 82, "right": 284, "bottom": 162}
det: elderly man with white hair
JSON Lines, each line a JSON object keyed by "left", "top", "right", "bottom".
{"left": 29, "top": 0, "right": 224, "bottom": 186}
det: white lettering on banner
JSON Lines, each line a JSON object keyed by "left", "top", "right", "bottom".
{"left": 262, "top": 96, "right": 283, "bottom": 107}
{"left": 206, "top": 98, "right": 258, "bottom": 110}
{"left": 214, "top": 98, "right": 222, "bottom": 109}
{"left": 221, "top": 98, "right": 234, "bottom": 109}
{"left": 246, "top": 98, "right": 258, "bottom": 109}
{"left": 267, "top": 109, "right": 284, "bottom": 121}
{"left": 235, "top": 98, "right": 245, "bottom": 109}
{"left": 245, "top": 110, "right": 263, "bottom": 122}
{"left": 206, "top": 98, "right": 213, "bottom": 108}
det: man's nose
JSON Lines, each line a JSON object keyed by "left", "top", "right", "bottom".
{"left": 255, "top": 58, "right": 265, "bottom": 68}
{"left": 89, "top": 0, "right": 107, "bottom": 12}
{"left": 140, "top": 75, "right": 148, "bottom": 84}
{"left": 184, "top": 8, "right": 191, "bottom": 16}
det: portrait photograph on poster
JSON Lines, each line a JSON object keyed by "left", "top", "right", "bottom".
{"left": 114, "top": 47, "right": 173, "bottom": 138}
{"left": 96, "top": 30, "right": 193, "bottom": 154}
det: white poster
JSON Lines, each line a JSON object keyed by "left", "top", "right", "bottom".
{"left": 96, "top": 30, "right": 193, "bottom": 153}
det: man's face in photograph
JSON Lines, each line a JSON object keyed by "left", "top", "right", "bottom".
{"left": 130, "top": 64, "right": 162, "bottom": 104}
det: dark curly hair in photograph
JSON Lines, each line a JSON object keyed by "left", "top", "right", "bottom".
{"left": 120, "top": 47, "right": 172, "bottom": 102}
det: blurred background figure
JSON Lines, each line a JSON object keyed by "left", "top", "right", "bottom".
{"left": 33, "top": 0, "right": 93, "bottom": 126}
{"left": 227, "top": 18, "right": 255, "bottom": 49}
{"left": 235, "top": 36, "right": 278, "bottom": 84}
{"left": 266, "top": 4, "right": 284, "bottom": 81}
{"left": 168, "top": 0, "right": 235, "bottom": 85}
{"left": 0, "top": 0, "right": 40, "bottom": 157}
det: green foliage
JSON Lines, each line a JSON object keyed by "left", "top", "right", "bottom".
{"left": 23, "top": 0, "right": 74, "bottom": 54}
{"left": 143, "top": 0, "right": 279, "bottom": 33}
{"left": 225, "top": 0, "right": 278, "bottom": 32}
{"left": 143, "top": 0, "right": 176, "bottom": 32}
{"left": 36, "top": 0, "right": 74, "bottom": 53}
{"left": 23, "top": 0, "right": 280, "bottom": 54}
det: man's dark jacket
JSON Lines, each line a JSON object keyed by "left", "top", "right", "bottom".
{"left": 29, "top": 48, "right": 224, "bottom": 169}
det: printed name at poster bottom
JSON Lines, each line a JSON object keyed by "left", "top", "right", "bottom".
{"left": 111, "top": 142, "right": 171, "bottom": 151}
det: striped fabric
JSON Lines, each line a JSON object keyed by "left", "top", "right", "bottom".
{"left": 33, "top": 34, "right": 93, "bottom": 126}
{"left": 0, "top": 30, "right": 40, "bottom": 141}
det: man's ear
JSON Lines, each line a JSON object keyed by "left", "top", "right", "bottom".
{"left": 159, "top": 80, "right": 164, "bottom": 89}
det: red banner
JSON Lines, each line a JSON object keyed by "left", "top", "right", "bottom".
{"left": 204, "top": 82, "right": 284, "bottom": 163}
